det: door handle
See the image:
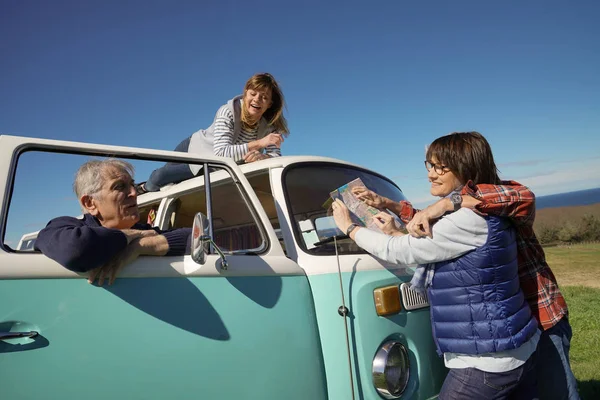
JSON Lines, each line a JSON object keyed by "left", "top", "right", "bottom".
{"left": 0, "top": 331, "right": 39, "bottom": 340}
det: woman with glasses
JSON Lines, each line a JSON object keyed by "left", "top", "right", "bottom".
{"left": 138, "top": 73, "right": 289, "bottom": 193}
{"left": 332, "top": 131, "right": 540, "bottom": 400}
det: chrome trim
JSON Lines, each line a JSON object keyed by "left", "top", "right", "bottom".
{"left": 372, "top": 341, "right": 410, "bottom": 399}
{"left": 206, "top": 236, "right": 229, "bottom": 270}
{"left": 0, "top": 331, "right": 38, "bottom": 340}
{"left": 400, "top": 282, "right": 429, "bottom": 310}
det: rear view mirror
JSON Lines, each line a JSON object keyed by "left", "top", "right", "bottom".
{"left": 315, "top": 216, "right": 343, "bottom": 241}
{"left": 191, "top": 212, "right": 228, "bottom": 270}
{"left": 191, "top": 213, "right": 210, "bottom": 265}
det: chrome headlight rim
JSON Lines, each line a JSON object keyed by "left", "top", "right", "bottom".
{"left": 372, "top": 340, "right": 410, "bottom": 399}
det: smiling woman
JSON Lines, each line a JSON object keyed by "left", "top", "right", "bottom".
{"left": 139, "top": 72, "right": 290, "bottom": 193}
{"left": 332, "top": 132, "right": 542, "bottom": 400}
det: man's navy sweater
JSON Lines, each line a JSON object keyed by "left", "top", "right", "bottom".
{"left": 35, "top": 214, "right": 191, "bottom": 272}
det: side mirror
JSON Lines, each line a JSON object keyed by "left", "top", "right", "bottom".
{"left": 191, "top": 212, "right": 229, "bottom": 270}
{"left": 314, "top": 216, "right": 344, "bottom": 240}
{"left": 191, "top": 212, "right": 210, "bottom": 265}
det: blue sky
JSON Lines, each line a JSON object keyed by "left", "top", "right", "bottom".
{"left": 2, "top": 0, "right": 600, "bottom": 245}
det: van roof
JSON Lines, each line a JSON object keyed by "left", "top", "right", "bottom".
{"left": 137, "top": 155, "right": 366, "bottom": 202}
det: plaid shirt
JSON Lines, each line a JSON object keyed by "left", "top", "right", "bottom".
{"left": 399, "top": 180, "right": 568, "bottom": 330}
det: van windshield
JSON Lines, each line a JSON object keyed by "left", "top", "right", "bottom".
{"left": 283, "top": 164, "right": 408, "bottom": 255}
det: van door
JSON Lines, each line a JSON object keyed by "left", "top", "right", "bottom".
{"left": 0, "top": 136, "right": 327, "bottom": 400}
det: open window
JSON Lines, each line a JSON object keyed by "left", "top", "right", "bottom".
{"left": 2, "top": 148, "right": 268, "bottom": 257}
{"left": 162, "top": 167, "right": 268, "bottom": 254}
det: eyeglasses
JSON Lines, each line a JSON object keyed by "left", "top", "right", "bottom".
{"left": 424, "top": 160, "right": 451, "bottom": 175}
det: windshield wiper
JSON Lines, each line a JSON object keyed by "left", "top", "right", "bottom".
{"left": 313, "top": 234, "right": 349, "bottom": 247}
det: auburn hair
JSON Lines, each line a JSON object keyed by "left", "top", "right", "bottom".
{"left": 240, "top": 73, "right": 289, "bottom": 135}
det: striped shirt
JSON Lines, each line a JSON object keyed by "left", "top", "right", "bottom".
{"left": 398, "top": 180, "right": 568, "bottom": 331}
{"left": 212, "top": 103, "right": 282, "bottom": 162}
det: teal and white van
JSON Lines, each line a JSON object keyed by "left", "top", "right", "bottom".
{"left": 0, "top": 135, "right": 447, "bottom": 399}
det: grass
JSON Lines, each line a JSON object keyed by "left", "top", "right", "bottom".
{"left": 545, "top": 243, "right": 600, "bottom": 399}
{"left": 544, "top": 243, "right": 600, "bottom": 288}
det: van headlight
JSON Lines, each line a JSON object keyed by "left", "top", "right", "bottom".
{"left": 372, "top": 340, "right": 410, "bottom": 398}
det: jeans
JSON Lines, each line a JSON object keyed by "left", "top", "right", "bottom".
{"left": 145, "top": 136, "right": 195, "bottom": 192}
{"left": 537, "top": 318, "right": 580, "bottom": 400}
{"left": 439, "top": 351, "right": 538, "bottom": 400}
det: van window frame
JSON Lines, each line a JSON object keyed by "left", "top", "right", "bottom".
{"left": 1, "top": 144, "right": 270, "bottom": 256}
{"left": 158, "top": 166, "right": 270, "bottom": 255}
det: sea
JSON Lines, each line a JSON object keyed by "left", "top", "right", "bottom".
{"left": 536, "top": 187, "right": 600, "bottom": 210}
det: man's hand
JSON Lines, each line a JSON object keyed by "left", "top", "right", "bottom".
{"left": 373, "top": 212, "right": 404, "bottom": 236}
{"left": 351, "top": 186, "right": 388, "bottom": 210}
{"left": 88, "top": 239, "right": 142, "bottom": 286}
{"left": 405, "top": 195, "right": 481, "bottom": 237}
{"left": 406, "top": 211, "right": 433, "bottom": 238}
{"left": 87, "top": 233, "right": 170, "bottom": 286}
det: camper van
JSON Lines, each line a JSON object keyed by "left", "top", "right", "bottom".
{"left": 0, "top": 135, "right": 446, "bottom": 399}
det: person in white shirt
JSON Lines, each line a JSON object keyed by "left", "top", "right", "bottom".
{"left": 332, "top": 131, "right": 539, "bottom": 400}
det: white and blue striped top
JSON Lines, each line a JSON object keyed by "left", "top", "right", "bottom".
{"left": 212, "top": 102, "right": 282, "bottom": 162}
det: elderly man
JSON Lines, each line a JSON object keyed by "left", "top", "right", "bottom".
{"left": 35, "top": 159, "right": 192, "bottom": 286}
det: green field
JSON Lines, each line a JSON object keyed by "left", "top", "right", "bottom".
{"left": 544, "top": 242, "right": 600, "bottom": 288}
{"left": 545, "top": 243, "right": 600, "bottom": 400}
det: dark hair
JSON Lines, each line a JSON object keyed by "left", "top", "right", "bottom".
{"left": 426, "top": 131, "right": 501, "bottom": 185}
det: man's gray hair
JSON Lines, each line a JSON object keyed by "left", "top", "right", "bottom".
{"left": 74, "top": 159, "right": 135, "bottom": 212}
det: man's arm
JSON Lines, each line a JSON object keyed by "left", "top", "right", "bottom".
{"left": 405, "top": 181, "right": 535, "bottom": 238}
{"left": 350, "top": 186, "right": 419, "bottom": 224}
{"left": 153, "top": 227, "right": 192, "bottom": 256}
{"left": 87, "top": 235, "right": 168, "bottom": 286}
{"left": 36, "top": 215, "right": 191, "bottom": 273}
{"left": 462, "top": 180, "right": 535, "bottom": 227}
{"left": 87, "top": 227, "right": 192, "bottom": 286}
{"left": 403, "top": 195, "right": 480, "bottom": 237}
{"left": 35, "top": 216, "right": 129, "bottom": 272}
{"left": 331, "top": 199, "right": 487, "bottom": 265}
{"left": 132, "top": 220, "right": 192, "bottom": 256}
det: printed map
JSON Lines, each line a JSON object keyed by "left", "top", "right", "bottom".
{"left": 329, "top": 178, "right": 386, "bottom": 234}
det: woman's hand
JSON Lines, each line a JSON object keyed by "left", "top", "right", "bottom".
{"left": 373, "top": 212, "right": 404, "bottom": 236}
{"left": 331, "top": 199, "right": 353, "bottom": 233}
{"left": 351, "top": 186, "right": 388, "bottom": 210}
{"left": 405, "top": 199, "right": 453, "bottom": 238}
{"left": 259, "top": 133, "right": 284, "bottom": 149}
{"left": 244, "top": 150, "right": 270, "bottom": 163}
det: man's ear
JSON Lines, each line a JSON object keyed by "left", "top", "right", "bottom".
{"left": 80, "top": 195, "right": 99, "bottom": 216}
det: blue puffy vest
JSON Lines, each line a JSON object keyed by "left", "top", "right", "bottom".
{"left": 428, "top": 215, "right": 538, "bottom": 356}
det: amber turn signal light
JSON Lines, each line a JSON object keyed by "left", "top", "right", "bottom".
{"left": 373, "top": 285, "right": 402, "bottom": 316}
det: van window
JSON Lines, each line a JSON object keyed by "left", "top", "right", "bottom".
{"left": 284, "top": 164, "right": 407, "bottom": 255}
{"left": 166, "top": 167, "right": 267, "bottom": 253}
{"left": 2, "top": 150, "right": 186, "bottom": 253}
{"left": 246, "top": 171, "right": 287, "bottom": 255}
